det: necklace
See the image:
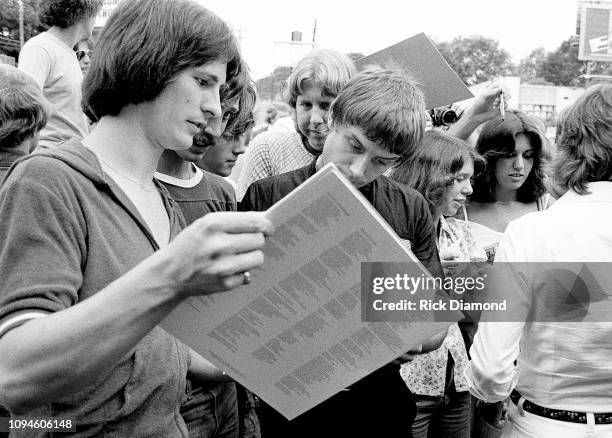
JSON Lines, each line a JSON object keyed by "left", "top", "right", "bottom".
{"left": 98, "top": 156, "right": 157, "bottom": 193}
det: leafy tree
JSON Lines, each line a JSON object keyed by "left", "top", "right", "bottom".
{"left": 436, "top": 35, "right": 514, "bottom": 86}
{"left": 0, "top": 0, "right": 45, "bottom": 58}
{"left": 537, "top": 38, "right": 584, "bottom": 86}
{"left": 516, "top": 47, "right": 547, "bottom": 83}
{"left": 520, "top": 37, "right": 612, "bottom": 86}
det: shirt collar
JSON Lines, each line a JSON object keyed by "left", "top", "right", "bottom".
{"left": 555, "top": 182, "right": 612, "bottom": 206}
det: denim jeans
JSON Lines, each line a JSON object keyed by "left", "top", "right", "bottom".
{"left": 412, "top": 390, "right": 471, "bottom": 438}
{"left": 180, "top": 380, "right": 238, "bottom": 438}
{"left": 471, "top": 395, "right": 505, "bottom": 438}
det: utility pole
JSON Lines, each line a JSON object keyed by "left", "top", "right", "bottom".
{"left": 18, "top": 0, "right": 25, "bottom": 49}
{"left": 312, "top": 19, "right": 317, "bottom": 48}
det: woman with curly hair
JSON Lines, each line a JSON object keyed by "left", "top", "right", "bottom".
{"left": 18, "top": 0, "right": 102, "bottom": 149}
{"left": 465, "top": 110, "right": 553, "bottom": 263}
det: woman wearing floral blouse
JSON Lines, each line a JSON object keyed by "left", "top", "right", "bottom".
{"left": 389, "top": 130, "right": 485, "bottom": 437}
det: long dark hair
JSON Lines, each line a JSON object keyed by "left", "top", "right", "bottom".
{"left": 471, "top": 110, "right": 549, "bottom": 202}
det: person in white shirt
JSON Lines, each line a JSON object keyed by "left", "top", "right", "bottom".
{"left": 465, "top": 83, "right": 612, "bottom": 438}
{"left": 18, "top": 0, "right": 102, "bottom": 149}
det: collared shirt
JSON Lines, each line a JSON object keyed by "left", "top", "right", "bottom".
{"left": 465, "top": 182, "right": 612, "bottom": 412}
{"left": 236, "top": 130, "right": 314, "bottom": 201}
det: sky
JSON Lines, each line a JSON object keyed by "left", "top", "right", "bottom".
{"left": 196, "top": 0, "right": 579, "bottom": 80}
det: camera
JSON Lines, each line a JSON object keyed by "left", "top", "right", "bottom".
{"left": 429, "top": 107, "right": 458, "bottom": 127}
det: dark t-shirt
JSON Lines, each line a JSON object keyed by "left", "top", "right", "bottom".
{"left": 158, "top": 170, "right": 236, "bottom": 224}
{"left": 241, "top": 160, "right": 442, "bottom": 278}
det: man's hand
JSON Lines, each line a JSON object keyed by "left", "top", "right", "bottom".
{"left": 447, "top": 81, "right": 510, "bottom": 141}
{"left": 153, "top": 212, "right": 274, "bottom": 298}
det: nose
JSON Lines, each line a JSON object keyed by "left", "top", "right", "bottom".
{"left": 310, "top": 106, "right": 327, "bottom": 127}
{"left": 232, "top": 136, "right": 247, "bottom": 155}
{"left": 349, "top": 155, "right": 369, "bottom": 181}
{"left": 201, "top": 91, "right": 223, "bottom": 138}
{"left": 513, "top": 155, "right": 524, "bottom": 171}
{"left": 462, "top": 179, "right": 473, "bottom": 196}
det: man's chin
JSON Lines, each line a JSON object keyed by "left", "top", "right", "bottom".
{"left": 178, "top": 149, "right": 208, "bottom": 162}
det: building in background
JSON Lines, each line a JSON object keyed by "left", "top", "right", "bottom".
{"left": 92, "top": 0, "right": 122, "bottom": 40}
{"left": 95, "top": 0, "right": 121, "bottom": 28}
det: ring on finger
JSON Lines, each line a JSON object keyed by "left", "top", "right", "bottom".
{"left": 242, "top": 271, "right": 251, "bottom": 285}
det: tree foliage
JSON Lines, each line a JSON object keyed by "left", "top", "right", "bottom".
{"left": 536, "top": 38, "right": 584, "bottom": 86}
{"left": 534, "top": 36, "right": 612, "bottom": 86}
{"left": 516, "top": 47, "right": 547, "bottom": 83}
{"left": 0, "top": 0, "right": 45, "bottom": 57}
{"left": 436, "top": 35, "right": 514, "bottom": 86}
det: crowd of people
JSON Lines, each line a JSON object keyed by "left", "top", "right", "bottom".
{"left": 0, "top": 0, "right": 611, "bottom": 437}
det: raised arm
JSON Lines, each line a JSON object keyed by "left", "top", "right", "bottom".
{"left": 447, "top": 83, "right": 509, "bottom": 141}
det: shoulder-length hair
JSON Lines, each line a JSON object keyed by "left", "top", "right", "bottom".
{"left": 0, "top": 64, "right": 49, "bottom": 149}
{"left": 284, "top": 49, "right": 356, "bottom": 108}
{"left": 40, "top": 0, "right": 103, "bottom": 28}
{"left": 83, "top": 0, "right": 241, "bottom": 120}
{"left": 223, "top": 81, "right": 257, "bottom": 140}
{"left": 388, "top": 130, "right": 484, "bottom": 215}
{"left": 553, "top": 83, "right": 612, "bottom": 194}
{"left": 471, "top": 110, "right": 549, "bottom": 203}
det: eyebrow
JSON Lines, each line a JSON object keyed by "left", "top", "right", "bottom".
{"left": 347, "top": 132, "right": 398, "bottom": 161}
{"left": 347, "top": 133, "right": 363, "bottom": 147}
{"left": 196, "top": 71, "right": 220, "bottom": 84}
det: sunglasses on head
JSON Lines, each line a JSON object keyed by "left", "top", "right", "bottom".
{"left": 76, "top": 50, "right": 92, "bottom": 61}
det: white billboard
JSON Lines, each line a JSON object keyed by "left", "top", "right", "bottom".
{"left": 579, "top": 2, "right": 612, "bottom": 61}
